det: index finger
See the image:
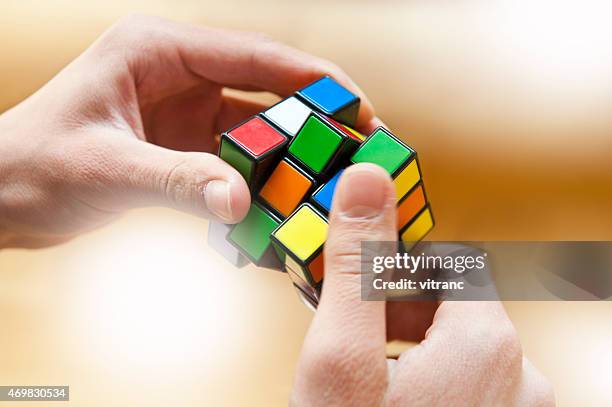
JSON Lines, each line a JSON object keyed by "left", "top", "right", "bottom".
{"left": 175, "top": 20, "right": 376, "bottom": 127}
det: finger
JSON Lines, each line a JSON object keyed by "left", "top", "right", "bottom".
{"left": 292, "top": 163, "right": 396, "bottom": 406}
{"left": 142, "top": 84, "right": 269, "bottom": 152}
{"left": 388, "top": 301, "right": 523, "bottom": 405}
{"left": 71, "top": 132, "right": 250, "bottom": 223}
{"left": 215, "top": 94, "right": 270, "bottom": 133}
{"left": 386, "top": 301, "right": 438, "bottom": 342}
{"left": 105, "top": 15, "right": 375, "bottom": 127}
{"left": 357, "top": 116, "right": 386, "bottom": 136}
{"left": 179, "top": 26, "right": 375, "bottom": 127}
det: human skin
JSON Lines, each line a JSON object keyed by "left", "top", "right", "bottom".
{"left": 0, "top": 15, "right": 554, "bottom": 406}
{"left": 291, "top": 164, "right": 555, "bottom": 406}
{"left": 0, "top": 14, "right": 378, "bottom": 248}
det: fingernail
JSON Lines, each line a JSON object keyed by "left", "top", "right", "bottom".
{"left": 337, "top": 165, "right": 389, "bottom": 219}
{"left": 205, "top": 180, "right": 233, "bottom": 221}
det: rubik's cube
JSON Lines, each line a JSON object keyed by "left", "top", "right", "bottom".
{"left": 208, "top": 76, "right": 434, "bottom": 309}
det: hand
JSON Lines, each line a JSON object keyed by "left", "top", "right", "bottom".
{"left": 291, "top": 164, "right": 555, "bottom": 406}
{"left": 0, "top": 14, "right": 378, "bottom": 248}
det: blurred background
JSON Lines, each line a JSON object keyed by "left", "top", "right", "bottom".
{"left": 1, "top": 0, "right": 612, "bottom": 405}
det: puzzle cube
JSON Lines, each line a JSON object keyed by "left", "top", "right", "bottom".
{"left": 208, "top": 76, "right": 434, "bottom": 309}
{"left": 270, "top": 204, "right": 328, "bottom": 302}
{"left": 207, "top": 221, "right": 248, "bottom": 267}
{"left": 351, "top": 127, "right": 421, "bottom": 202}
{"left": 219, "top": 116, "right": 287, "bottom": 191}
{"left": 227, "top": 202, "right": 282, "bottom": 269}
{"left": 262, "top": 96, "right": 312, "bottom": 137}
{"left": 296, "top": 76, "right": 360, "bottom": 126}
{"left": 259, "top": 158, "right": 317, "bottom": 218}
{"left": 288, "top": 112, "right": 363, "bottom": 177}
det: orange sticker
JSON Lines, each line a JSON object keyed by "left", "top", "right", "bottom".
{"left": 260, "top": 160, "right": 312, "bottom": 217}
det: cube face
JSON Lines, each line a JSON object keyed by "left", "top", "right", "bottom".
{"left": 208, "top": 221, "right": 248, "bottom": 267}
{"left": 297, "top": 76, "right": 360, "bottom": 126}
{"left": 228, "top": 203, "right": 281, "bottom": 266}
{"left": 312, "top": 169, "right": 344, "bottom": 213}
{"left": 263, "top": 97, "right": 312, "bottom": 137}
{"left": 288, "top": 114, "right": 344, "bottom": 175}
{"left": 259, "top": 159, "right": 315, "bottom": 218}
{"left": 351, "top": 128, "right": 413, "bottom": 174}
{"left": 272, "top": 204, "right": 328, "bottom": 263}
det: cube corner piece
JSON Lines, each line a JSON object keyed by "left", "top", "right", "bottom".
{"left": 219, "top": 115, "right": 288, "bottom": 192}
{"left": 351, "top": 126, "right": 421, "bottom": 202}
{"left": 296, "top": 76, "right": 361, "bottom": 127}
{"left": 271, "top": 203, "right": 328, "bottom": 291}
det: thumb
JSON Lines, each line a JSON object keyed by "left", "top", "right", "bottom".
{"left": 292, "top": 163, "right": 397, "bottom": 406}
{"left": 84, "top": 136, "right": 250, "bottom": 222}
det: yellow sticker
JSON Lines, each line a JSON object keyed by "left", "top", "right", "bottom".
{"left": 401, "top": 208, "right": 433, "bottom": 244}
{"left": 394, "top": 160, "right": 421, "bottom": 201}
{"left": 274, "top": 205, "right": 328, "bottom": 261}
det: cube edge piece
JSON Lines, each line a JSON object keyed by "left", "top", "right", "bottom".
{"left": 261, "top": 96, "right": 312, "bottom": 138}
{"left": 287, "top": 111, "right": 355, "bottom": 177}
{"left": 226, "top": 201, "right": 284, "bottom": 271}
{"left": 219, "top": 114, "right": 289, "bottom": 192}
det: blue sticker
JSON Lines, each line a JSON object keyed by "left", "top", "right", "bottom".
{"left": 312, "top": 169, "right": 344, "bottom": 212}
{"left": 299, "top": 77, "right": 356, "bottom": 114}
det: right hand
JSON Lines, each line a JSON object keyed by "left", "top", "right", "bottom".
{"left": 291, "top": 163, "right": 555, "bottom": 407}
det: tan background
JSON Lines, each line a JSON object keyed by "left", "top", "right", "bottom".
{"left": 1, "top": 0, "right": 612, "bottom": 405}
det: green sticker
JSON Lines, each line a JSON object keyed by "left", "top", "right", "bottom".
{"left": 220, "top": 139, "right": 254, "bottom": 183}
{"left": 351, "top": 129, "right": 413, "bottom": 174}
{"left": 288, "top": 116, "right": 342, "bottom": 174}
{"left": 229, "top": 204, "right": 279, "bottom": 261}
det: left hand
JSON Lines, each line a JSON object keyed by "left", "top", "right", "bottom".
{"left": 0, "top": 14, "right": 378, "bottom": 248}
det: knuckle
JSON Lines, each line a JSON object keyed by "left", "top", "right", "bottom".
{"left": 244, "top": 31, "right": 275, "bottom": 45}
{"left": 479, "top": 319, "right": 523, "bottom": 373}
{"left": 161, "top": 153, "right": 222, "bottom": 205}
{"left": 162, "top": 155, "right": 201, "bottom": 205}
{"left": 302, "top": 339, "right": 383, "bottom": 389}
{"left": 314, "top": 59, "right": 347, "bottom": 81}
